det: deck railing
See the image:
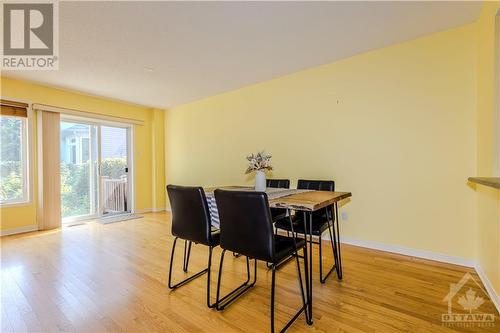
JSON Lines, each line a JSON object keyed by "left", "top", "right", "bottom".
{"left": 101, "top": 176, "right": 127, "bottom": 213}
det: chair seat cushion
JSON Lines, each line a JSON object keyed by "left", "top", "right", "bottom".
{"left": 273, "top": 234, "right": 305, "bottom": 264}
{"left": 275, "top": 214, "right": 331, "bottom": 236}
{"left": 270, "top": 208, "right": 287, "bottom": 221}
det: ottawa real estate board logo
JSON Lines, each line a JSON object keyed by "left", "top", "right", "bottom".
{"left": 1, "top": 1, "right": 59, "bottom": 70}
{"left": 442, "top": 272, "right": 495, "bottom": 328}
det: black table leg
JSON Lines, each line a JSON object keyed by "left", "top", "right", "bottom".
{"left": 302, "top": 211, "right": 314, "bottom": 325}
{"left": 331, "top": 203, "right": 343, "bottom": 279}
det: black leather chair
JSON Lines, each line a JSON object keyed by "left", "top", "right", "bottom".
{"left": 166, "top": 185, "right": 220, "bottom": 308}
{"left": 266, "top": 179, "right": 290, "bottom": 221}
{"left": 275, "top": 179, "right": 338, "bottom": 283}
{"left": 214, "top": 189, "right": 307, "bottom": 333}
{"left": 266, "top": 178, "right": 290, "bottom": 189}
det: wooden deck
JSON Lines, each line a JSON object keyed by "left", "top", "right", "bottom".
{"left": 1, "top": 212, "right": 498, "bottom": 332}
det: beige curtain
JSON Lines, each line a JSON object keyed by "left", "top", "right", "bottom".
{"left": 37, "top": 111, "right": 61, "bottom": 230}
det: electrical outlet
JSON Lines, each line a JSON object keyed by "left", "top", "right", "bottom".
{"left": 341, "top": 211, "right": 348, "bottom": 221}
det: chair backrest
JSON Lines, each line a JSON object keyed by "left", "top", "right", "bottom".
{"left": 266, "top": 179, "right": 290, "bottom": 189}
{"left": 266, "top": 179, "right": 290, "bottom": 219}
{"left": 297, "top": 179, "right": 335, "bottom": 191}
{"left": 167, "top": 185, "right": 213, "bottom": 245}
{"left": 214, "top": 190, "right": 274, "bottom": 262}
{"left": 297, "top": 179, "right": 335, "bottom": 218}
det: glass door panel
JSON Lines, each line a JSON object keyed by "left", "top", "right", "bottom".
{"left": 100, "top": 125, "right": 129, "bottom": 216}
{"left": 60, "top": 121, "right": 98, "bottom": 220}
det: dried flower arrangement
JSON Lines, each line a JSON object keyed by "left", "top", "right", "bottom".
{"left": 245, "top": 151, "right": 273, "bottom": 174}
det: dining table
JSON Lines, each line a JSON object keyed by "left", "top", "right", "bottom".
{"left": 205, "top": 186, "right": 352, "bottom": 325}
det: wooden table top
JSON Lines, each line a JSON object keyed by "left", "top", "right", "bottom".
{"left": 205, "top": 186, "right": 352, "bottom": 212}
{"left": 269, "top": 190, "right": 351, "bottom": 211}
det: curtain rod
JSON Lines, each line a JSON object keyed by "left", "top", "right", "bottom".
{"left": 32, "top": 103, "right": 144, "bottom": 126}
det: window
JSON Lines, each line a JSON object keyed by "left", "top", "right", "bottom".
{"left": 81, "top": 137, "right": 90, "bottom": 162}
{"left": 70, "top": 144, "right": 77, "bottom": 164}
{"left": 0, "top": 108, "right": 29, "bottom": 204}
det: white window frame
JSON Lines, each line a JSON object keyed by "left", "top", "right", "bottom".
{"left": 0, "top": 98, "right": 33, "bottom": 207}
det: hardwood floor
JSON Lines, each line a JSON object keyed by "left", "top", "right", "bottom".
{"left": 1, "top": 212, "right": 498, "bottom": 332}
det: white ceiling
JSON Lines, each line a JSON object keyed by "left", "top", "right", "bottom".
{"left": 3, "top": 1, "right": 482, "bottom": 108}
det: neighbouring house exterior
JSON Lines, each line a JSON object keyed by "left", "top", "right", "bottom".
{"left": 61, "top": 123, "right": 90, "bottom": 164}
{"left": 60, "top": 123, "right": 127, "bottom": 164}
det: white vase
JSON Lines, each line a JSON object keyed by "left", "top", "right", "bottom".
{"left": 255, "top": 170, "right": 266, "bottom": 191}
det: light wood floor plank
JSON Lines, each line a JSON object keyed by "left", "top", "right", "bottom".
{"left": 1, "top": 212, "right": 498, "bottom": 333}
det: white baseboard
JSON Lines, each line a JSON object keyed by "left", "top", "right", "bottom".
{"left": 338, "top": 236, "right": 476, "bottom": 267}
{"left": 134, "top": 208, "right": 168, "bottom": 214}
{"left": 475, "top": 264, "right": 500, "bottom": 313}
{"left": 1, "top": 225, "right": 38, "bottom": 236}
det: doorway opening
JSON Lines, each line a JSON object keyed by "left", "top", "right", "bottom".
{"left": 60, "top": 117, "right": 133, "bottom": 223}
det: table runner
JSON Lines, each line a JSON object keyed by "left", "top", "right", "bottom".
{"left": 205, "top": 187, "right": 312, "bottom": 228}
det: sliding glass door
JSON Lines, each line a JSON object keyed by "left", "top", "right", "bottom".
{"left": 60, "top": 118, "right": 131, "bottom": 222}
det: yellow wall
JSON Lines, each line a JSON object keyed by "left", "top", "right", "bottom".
{"left": 152, "top": 108, "right": 166, "bottom": 210}
{"left": 166, "top": 24, "right": 478, "bottom": 259}
{"left": 0, "top": 77, "right": 167, "bottom": 232}
{"left": 474, "top": 1, "right": 500, "bottom": 295}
